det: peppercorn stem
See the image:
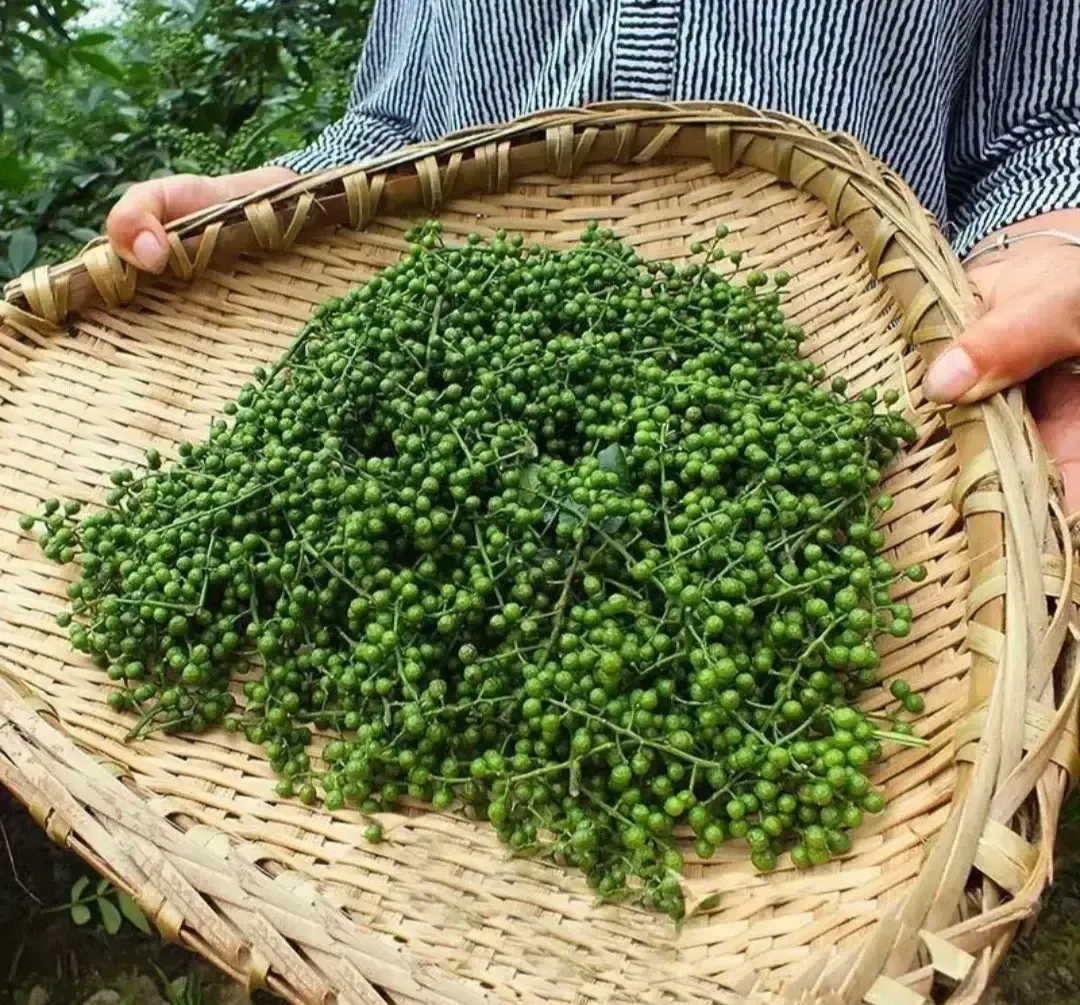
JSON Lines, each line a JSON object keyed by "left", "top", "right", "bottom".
{"left": 872, "top": 729, "right": 928, "bottom": 748}
{"left": 546, "top": 699, "right": 725, "bottom": 771}
{"left": 159, "top": 478, "right": 283, "bottom": 533}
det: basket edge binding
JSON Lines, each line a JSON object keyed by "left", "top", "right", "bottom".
{"left": 0, "top": 102, "right": 1077, "bottom": 1005}
{"left": 2, "top": 103, "right": 949, "bottom": 324}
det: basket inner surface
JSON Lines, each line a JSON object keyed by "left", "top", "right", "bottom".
{"left": 0, "top": 156, "right": 969, "bottom": 1002}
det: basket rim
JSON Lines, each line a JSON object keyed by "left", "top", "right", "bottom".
{"left": 3, "top": 102, "right": 966, "bottom": 324}
{"left": 0, "top": 101, "right": 1076, "bottom": 1005}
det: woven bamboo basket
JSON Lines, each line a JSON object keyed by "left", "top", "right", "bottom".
{"left": 1, "top": 103, "right": 1078, "bottom": 1005}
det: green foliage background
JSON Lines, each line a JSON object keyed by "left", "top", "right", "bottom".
{"left": 0, "top": 0, "right": 373, "bottom": 279}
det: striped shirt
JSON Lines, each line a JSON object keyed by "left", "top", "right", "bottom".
{"left": 273, "top": 0, "right": 1080, "bottom": 255}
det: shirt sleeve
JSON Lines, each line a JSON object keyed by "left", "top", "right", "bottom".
{"left": 946, "top": 0, "right": 1080, "bottom": 257}
{"left": 269, "top": 0, "right": 428, "bottom": 174}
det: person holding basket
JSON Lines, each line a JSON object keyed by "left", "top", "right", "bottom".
{"left": 105, "top": 0, "right": 1080, "bottom": 505}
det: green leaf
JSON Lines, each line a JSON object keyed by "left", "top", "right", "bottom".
{"left": 14, "top": 31, "right": 68, "bottom": 70}
{"left": 29, "top": 3, "right": 72, "bottom": 39}
{"left": 72, "top": 49, "right": 126, "bottom": 82}
{"left": 519, "top": 464, "right": 540, "bottom": 494}
{"left": 116, "top": 891, "right": 152, "bottom": 934}
{"left": 97, "top": 895, "right": 122, "bottom": 935}
{"left": 95, "top": 875, "right": 111, "bottom": 895}
{"left": 35, "top": 189, "right": 57, "bottom": 214}
{"left": 71, "top": 875, "right": 90, "bottom": 901}
{"left": 165, "top": 977, "right": 191, "bottom": 1005}
{"left": 74, "top": 30, "right": 115, "bottom": 47}
{"left": 0, "top": 156, "right": 31, "bottom": 189}
{"left": 597, "top": 443, "right": 629, "bottom": 484}
{"left": 70, "top": 902, "right": 92, "bottom": 925}
{"left": 226, "top": 106, "right": 302, "bottom": 169}
{"left": 697, "top": 893, "right": 722, "bottom": 912}
{"left": 0, "top": 91, "right": 27, "bottom": 116}
{"left": 8, "top": 230, "right": 37, "bottom": 275}
{"left": 68, "top": 227, "right": 100, "bottom": 245}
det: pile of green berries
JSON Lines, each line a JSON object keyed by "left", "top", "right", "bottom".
{"left": 24, "top": 221, "right": 926, "bottom": 920}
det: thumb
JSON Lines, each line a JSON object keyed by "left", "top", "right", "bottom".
{"left": 106, "top": 174, "right": 229, "bottom": 273}
{"left": 923, "top": 261, "right": 1080, "bottom": 405}
{"left": 105, "top": 166, "right": 298, "bottom": 273}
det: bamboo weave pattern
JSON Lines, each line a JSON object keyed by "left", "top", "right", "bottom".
{"left": 0, "top": 104, "right": 1076, "bottom": 1005}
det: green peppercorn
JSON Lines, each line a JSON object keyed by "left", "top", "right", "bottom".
{"left": 36, "top": 222, "right": 922, "bottom": 922}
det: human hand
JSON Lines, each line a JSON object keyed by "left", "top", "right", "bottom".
{"left": 106, "top": 166, "right": 298, "bottom": 273}
{"left": 923, "top": 209, "right": 1080, "bottom": 511}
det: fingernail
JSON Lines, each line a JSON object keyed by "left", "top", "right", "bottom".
{"left": 924, "top": 347, "right": 978, "bottom": 402}
{"left": 132, "top": 230, "right": 167, "bottom": 272}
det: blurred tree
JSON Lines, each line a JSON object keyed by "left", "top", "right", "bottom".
{"left": 0, "top": 0, "right": 373, "bottom": 278}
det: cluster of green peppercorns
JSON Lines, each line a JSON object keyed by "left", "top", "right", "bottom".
{"left": 24, "top": 221, "right": 926, "bottom": 920}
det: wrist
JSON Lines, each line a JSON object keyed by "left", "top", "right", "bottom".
{"left": 965, "top": 209, "right": 1080, "bottom": 268}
